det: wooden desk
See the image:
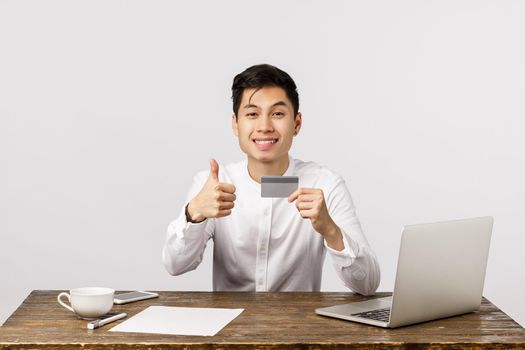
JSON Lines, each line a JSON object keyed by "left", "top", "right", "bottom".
{"left": 0, "top": 290, "right": 524, "bottom": 349}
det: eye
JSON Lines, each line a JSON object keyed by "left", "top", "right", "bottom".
{"left": 273, "top": 111, "right": 285, "bottom": 118}
{"left": 246, "top": 112, "right": 257, "bottom": 118}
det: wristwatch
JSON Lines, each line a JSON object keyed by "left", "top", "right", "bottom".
{"left": 185, "top": 203, "right": 205, "bottom": 224}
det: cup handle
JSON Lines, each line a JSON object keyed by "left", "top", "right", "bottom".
{"left": 57, "top": 292, "right": 74, "bottom": 313}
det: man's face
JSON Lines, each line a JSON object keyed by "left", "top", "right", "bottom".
{"left": 232, "top": 86, "right": 302, "bottom": 163}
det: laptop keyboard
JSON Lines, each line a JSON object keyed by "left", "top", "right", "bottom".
{"left": 351, "top": 307, "right": 391, "bottom": 322}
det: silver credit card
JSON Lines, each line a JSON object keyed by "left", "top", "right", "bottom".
{"left": 261, "top": 176, "right": 299, "bottom": 198}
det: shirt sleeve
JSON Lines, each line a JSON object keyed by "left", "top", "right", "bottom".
{"left": 162, "top": 172, "right": 215, "bottom": 276}
{"left": 324, "top": 177, "right": 381, "bottom": 296}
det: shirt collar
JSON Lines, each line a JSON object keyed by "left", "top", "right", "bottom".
{"left": 244, "top": 155, "right": 295, "bottom": 190}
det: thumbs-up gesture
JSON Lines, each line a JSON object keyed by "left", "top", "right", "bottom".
{"left": 186, "top": 159, "right": 237, "bottom": 222}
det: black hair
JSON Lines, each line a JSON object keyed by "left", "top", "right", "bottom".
{"left": 231, "top": 64, "right": 299, "bottom": 119}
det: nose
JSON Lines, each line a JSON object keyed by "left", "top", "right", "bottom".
{"left": 257, "top": 115, "right": 274, "bottom": 133}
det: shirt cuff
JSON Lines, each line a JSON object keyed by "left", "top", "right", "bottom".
{"left": 183, "top": 219, "right": 208, "bottom": 238}
{"left": 325, "top": 234, "right": 359, "bottom": 268}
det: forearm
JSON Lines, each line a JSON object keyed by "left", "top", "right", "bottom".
{"left": 162, "top": 211, "right": 211, "bottom": 276}
{"left": 330, "top": 239, "right": 381, "bottom": 296}
{"left": 322, "top": 222, "right": 345, "bottom": 251}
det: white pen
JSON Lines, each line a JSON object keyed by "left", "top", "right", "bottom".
{"left": 87, "top": 312, "right": 127, "bottom": 330}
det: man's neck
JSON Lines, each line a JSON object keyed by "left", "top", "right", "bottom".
{"left": 247, "top": 155, "right": 289, "bottom": 184}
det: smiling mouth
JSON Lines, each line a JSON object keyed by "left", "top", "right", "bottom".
{"left": 253, "top": 139, "right": 278, "bottom": 145}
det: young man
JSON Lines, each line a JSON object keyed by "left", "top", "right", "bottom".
{"left": 162, "top": 64, "right": 380, "bottom": 295}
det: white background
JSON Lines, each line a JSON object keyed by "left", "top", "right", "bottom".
{"left": 1, "top": 1, "right": 524, "bottom": 327}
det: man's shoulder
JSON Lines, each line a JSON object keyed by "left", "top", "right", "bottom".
{"left": 293, "top": 157, "right": 344, "bottom": 184}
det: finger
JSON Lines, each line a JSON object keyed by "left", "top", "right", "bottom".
{"left": 299, "top": 208, "right": 316, "bottom": 219}
{"left": 296, "top": 201, "right": 314, "bottom": 210}
{"left": 218, "top": 201, "right": 235, "bottom": 210}
{"left": 296, "top": 188, "right": 320, "bottom": 195}
{"left": 216, "top": 209, "right": 232, "bottom": 218}
{"left": 217, "top": 182, "right": 236, "bottom": 194}
{"left": 208, "top": 158, "right": 219, "bottom": 181}
{"left": 288, "top": 188, "right": 302, "bottom": 203}
{"left": 218, "top": 192, "right": 236, "bottom": 202}
{"left": 296, "top": 194, "right": 317, "bottom": 203}
{"left": 288, "top": 187, "right": 319, "bottom": 202}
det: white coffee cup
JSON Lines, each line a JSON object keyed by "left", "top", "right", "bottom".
{"left": 57, "top": 287, "right": 114, "bottom": 320}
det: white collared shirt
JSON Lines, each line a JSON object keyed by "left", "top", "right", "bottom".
{"left": 162, "top": 156, "right": 380, "bottom": 295}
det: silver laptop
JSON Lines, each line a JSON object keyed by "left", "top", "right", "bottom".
{"left": 316, "top": 216, "right": 493, "bottom": 328}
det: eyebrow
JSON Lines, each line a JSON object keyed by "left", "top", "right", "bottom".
{"left": 242, "top": 101, "right": 288, "bottom": 110}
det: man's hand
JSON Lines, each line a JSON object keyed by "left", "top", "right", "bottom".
{"left": 187, "top": 159, "right": 236, "bottom": 222}
{"left": 288, "top": 187, "right": 344, "bottom": 251}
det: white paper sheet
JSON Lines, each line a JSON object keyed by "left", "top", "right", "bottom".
{"left": 108, "top": 306, "right": 244, "bottom": 336}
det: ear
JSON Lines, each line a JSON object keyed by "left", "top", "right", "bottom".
{"left": 232, "top": 114, "right": 239, "bottom": 136}
{"left": 293, "top": 112, "right": 302, "bottom": 136}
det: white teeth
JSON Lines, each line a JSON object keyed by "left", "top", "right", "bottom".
{"left": 254, "top": 139, "right": 277, "bottom": 144}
